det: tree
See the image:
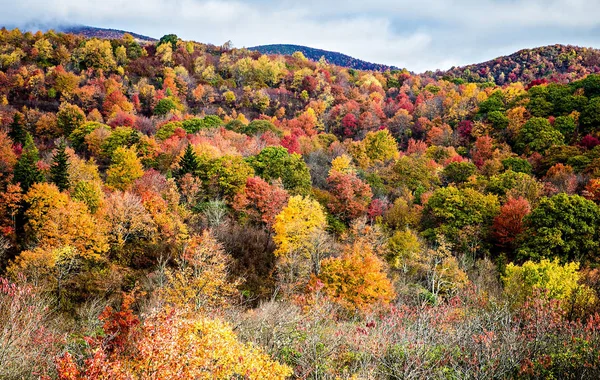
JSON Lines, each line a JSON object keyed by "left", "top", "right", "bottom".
{"left": 56, "top": 102, "right": 85, "bottom": 135}
{"left": 423, "top": 186, "right": 500, "bottom": 252}
{"left": 316, "top": 239, "right": 395, "bottom": 313}
{"left": 160, "top": 230, "right": 239, "bottom": 313}
{"left": 232, "top": 177, "right": 289, "bottom": 228}
{"left": 273, "top": 196, "right": 328, "bottom": 291}
{"left": 519, "top": 193, "right": 600, "bottom": 263}
{"left": 442, "top": 161, "right": 477, "bottom": 184}
{"left": 49, "top": 141, "right": 70, "bottom": 191}
{"left": 23, "top": 183, "right": 108, "bottom": 257}
{"left": 8, "top": 112, "right": 27, "bottom": 147}
{"left": 248, "top": 146, "right": 312, "bottom": 196}
{"left": 175, "top": 144, "right": 199, "bottom": 179}
{"left": 503, "top": 259, "right": 596, "bottom": 313}
{"left": 515, "top": 117, "right": 564, "bottom": 153}
{"left": 492, "top": 196, "right": 531, "bottom": 249}
{"left": 106, "top": 146, "right": 144, "bottom": 191}
{"left": 13, "top": 134, "right": 44, "bottom": 192}
{"left": 326, "top": 171, "right": 372, "bottom": 222}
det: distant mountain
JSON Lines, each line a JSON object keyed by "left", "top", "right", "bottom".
{"left": 57, "top": 25, "right": 157, "bottom": 43}
{"left": 249, "top": 44, "right": 399, "bottom": 72}
{"left": 432, "top": 44, "right": 600, "bottom": 84}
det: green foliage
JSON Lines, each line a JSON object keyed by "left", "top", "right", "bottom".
{"left": 176, "top": 144, "right": 199, "bottom": 179}
{"left": 57, "top": 103, "right": 86, "bottom": 136}
{"left": 50, "top": 142, "right": 70, "bottom": 191}
{"left": 156, "top": 122, "right": 182, "bottom": 141}
{"left": 154, "top": 97, "right": 179, "bottom": 116}
{"left": 69, "top": 121, "right": 107, "bottom": 151}
{"left": 519, "top": 193, "right": 600, "bottom": 263}
{"left": 580, "top": 97, "right": 600, "bottom": 135}
{"left": 198, "top": 155, "right": 255, "bottom": 200}
{"left": 516, "top": 117, "right": 564, "bottom": 153}
{"left": 422, "top": 186, "right": 500, "bottom": 245}
{"left": 8, "top": 112, "right": 27, "bottom": 146}
{"left": 487, "top": 110, "right": 509, "bottom": 130}
{"left": 389, "top": 155, "right": 440, "bottom": 193}
{"left": 501, "top": 157, "right": 532, "bottom": 174}
{"left": 503, "top": 259, "right": 595, "bottom": 311}
{"left": 13, "top": 134, "right": 44, "bottom": 192}
{"left": 248, "top": 147, "right": 311, "bottom": 196}
{"left": 442, "top": 161, "right": 477, "bottom": 184}
{"left": 158, "top": 34, "right": 178, "bottom": 50}
{"left": 181, "top": 115, "right": 223, "bottom": 133}
{"left": 238, "top": 120, "right": 282, "bottom": 137}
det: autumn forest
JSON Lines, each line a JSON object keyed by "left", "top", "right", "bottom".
{"left": 2, "top": 28, "right": 600, "bottom": 379}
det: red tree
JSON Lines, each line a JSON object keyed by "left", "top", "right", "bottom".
{"left": 492, "top": 196, "right": 531, "bottom": 247}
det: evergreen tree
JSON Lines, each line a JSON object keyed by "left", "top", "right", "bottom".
{"left": 50, "top": 141, "right": 70, "bottom": 191}
{"left": 176, "top": 144, "right": 199, "bottom": 178}
{"left": 8, "top": 112, "right": 27, "bottom": 147}
{"left": 13, "top": 133, "right": 44, "bottom": 192}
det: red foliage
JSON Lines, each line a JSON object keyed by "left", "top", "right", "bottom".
{"left": 492, "top": 196, "right": 531, "bottom": 247}
{"left": 326, "top": 171, "right": 373, "bottom": 222}
{"left": 580, "top": 134, "right": 600, "bottom": 150}
{"left": 98, "top": 293, "right": 140, "bottom": 354}
{"left": 471, "top": 135, "right": 495, "bottom": 168}
{"left": 232, "top": 176, "right": 289, "bottom": 227}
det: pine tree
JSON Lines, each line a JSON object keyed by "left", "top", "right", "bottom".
{"left": 50, "top": 141, "right": 70, "bottom": 191}
{"left": 175, "top": 144, "right": 199, "bottom": 178}
{"left": 8, "top": 112, "right": 27, "bottom": 147}
{"left": 13, "top": 133, "right": 44, "bottom": 192}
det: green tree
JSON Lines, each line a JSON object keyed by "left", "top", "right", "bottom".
{"left": 422, "top": 186, "right": 500, "bottom": 249}
{"left": 56, "top": 103, "right": 86, "bottom": 136}
{"left": 176, "top": 144, "right": 199, "bottom": 179}
{"left": 519, "top": 193, "right": 600, "bottom": 263}
{"left": 8, "top": 112, "right": 27, "bottom": 146}
{"left": 50, "top": 141, "right": 70, "bottom": 191}
{"left": 247, "top": 147, "right": 312, "bottom": 196}
{"left": 13, "top": 134, "right": 44, "bottom": 192}
{"left": 442, "top": 161, "right": 477, "bottom": 184}
{"left": 515, "top": 117, "right": 564, "bottom": 153}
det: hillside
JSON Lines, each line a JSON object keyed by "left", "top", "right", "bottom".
{"left": 433, "top": 44, "right": 600, "bottom": 84}
{"left": 3, "top": 28, "right": 600, "bottom": 378}
{"left": 249, "top": 43, "right": 399, "bottom": 71}
{"left": 57, "top": 25, "right": 157, "bottom": 43}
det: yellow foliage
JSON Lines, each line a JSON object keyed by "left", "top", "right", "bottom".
{"left": 24, "top": 183, "right": 108, "bottom": 256}
{"left": 329, "top": 154, "right": 356, "bottom": 176}
{"left": 106, "top": 146, "right": 144, "bottom": 191}
{"left": 161, "top": 230, "right": 239, "bottom": 313}
{"left": 317, "top": 239, "right": 395, "bottom": 313}
{"left": 273, "top": 195, "right": 327, "bottom": 258}
{"left": 503, "top": 259, "right": 596, "bottom": 312}
{"left": 128, "top": 309, "right": 293, "bottom": 379}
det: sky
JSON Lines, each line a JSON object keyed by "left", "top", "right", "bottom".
{"left": 1, "top": 0, "right": 600, "bottom": 72}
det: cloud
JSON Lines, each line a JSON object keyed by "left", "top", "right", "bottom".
{"left": 1, "top": 0, "right": 599, "bottom": 72}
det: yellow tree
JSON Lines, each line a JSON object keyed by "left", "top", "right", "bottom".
{"left": 106, "top": 146, "right": 144, "bottom": 191}
{"left": 273, "top": 196, "right": 328, "bottom": 291}
{"left": 316, "top": 239, "right": 395, "bottom": 313}
{"left": 24, "top": 182, "right": 108, "bottom": 257}
{"left": 160, "top": 230, "right": 239, "bottom": 313}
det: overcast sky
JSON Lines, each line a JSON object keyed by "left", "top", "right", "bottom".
{"left": 1, "top": 0, "right": 600, "bottom": 72}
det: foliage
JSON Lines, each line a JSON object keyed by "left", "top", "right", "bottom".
{"left": 519, "top": 193, "right": 600, "bottom": 262}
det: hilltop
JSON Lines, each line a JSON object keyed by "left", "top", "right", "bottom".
{"left": 249, "top": 44, "right": 400, "bottom": 72}
{"left": 433, "top": 44, "right": 600, "bottom": 84}
{"left": 57, "top": 25, "right": 156, "bottom": 43}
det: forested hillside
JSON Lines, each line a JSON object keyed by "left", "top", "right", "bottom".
{"left": 2, "top": 27, "right": 600, "bottom": 378}
{"left": 249, "top": 44, "right": 399, "bottom": 71}
{"left": 433, "top": 44, "right": 600, "bottom": 85}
